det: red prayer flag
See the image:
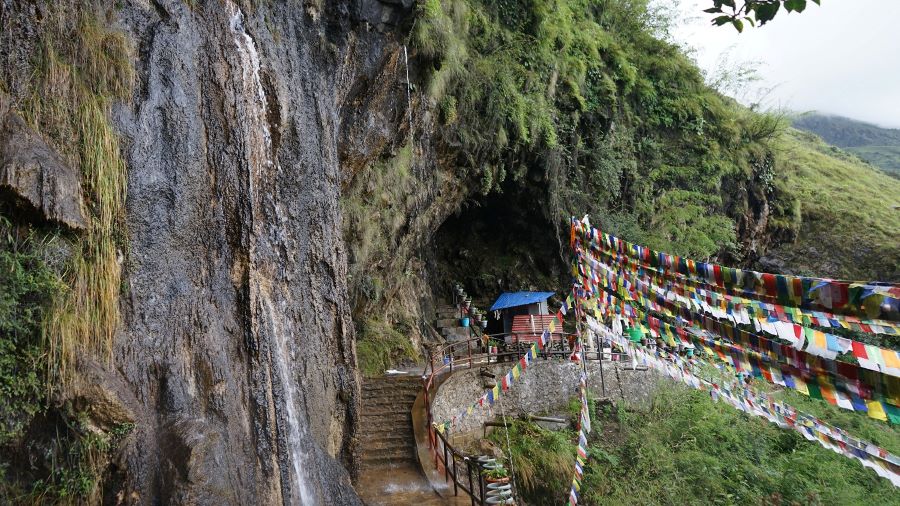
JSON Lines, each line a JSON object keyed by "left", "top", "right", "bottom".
{"left": 851, "top": 340, "right": 869, "bottom": 361}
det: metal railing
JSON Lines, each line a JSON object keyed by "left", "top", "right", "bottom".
{"left": 432, "top": 425, "right": 488, "bottom": 505}
{"left": 420, "top": 333, "right": 631, "bottom": 504}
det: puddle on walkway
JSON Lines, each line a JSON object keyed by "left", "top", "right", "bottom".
{"left": 357, "top": 463, "right": 469, "bottom": 506}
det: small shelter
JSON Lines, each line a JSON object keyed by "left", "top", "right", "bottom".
{"left": 489, "top": 291, "right": 555, "bottom": 334}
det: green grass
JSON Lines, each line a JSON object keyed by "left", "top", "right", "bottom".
{"left": 768, "top": 129, "right": 900, "bottom": 281}
{"left": 792, "top": 113, "right": 900, "bottom": 179}
{"left": 846, "top": 145, "right": 900, "bottom": 179}
{"left": 11, "top": 3, "right": 134, "bottom": 383}
{"left": 496, "top": 384, "right": 900, "bottom": 505}
{"left": 355, "top": 318, "right": 421, "bottom": 377}
{"left": 772, "top": 387, "right": 900, "bottom": 455}
{"left": 1, "top": 2, "right": 134, "bottom": 502}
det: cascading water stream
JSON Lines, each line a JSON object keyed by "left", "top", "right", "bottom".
{"left": 226, "top": 3, "right": 315, "bottom": 503}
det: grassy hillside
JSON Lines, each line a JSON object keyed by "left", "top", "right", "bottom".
{"left": 793, "top": 113, "right": 900, "bottom": 178}
{"left": 493, "top": 385, "right": 900, "bottom": 505}
{"left": 762, "top": 129, "right": 900, "bottom": 281}
{"left": 847, "top": 145, "right": 900, "bottom": 178}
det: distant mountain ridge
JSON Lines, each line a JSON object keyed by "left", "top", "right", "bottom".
{"left": 792, "top": 113, "right": 900, "bottom": 178}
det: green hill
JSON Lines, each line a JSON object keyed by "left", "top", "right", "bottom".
{"left": 760, "top": 129, "right": 900, "bottom": 281}
{"left": 793, "top": 114, "right": 900, "bottom": 178}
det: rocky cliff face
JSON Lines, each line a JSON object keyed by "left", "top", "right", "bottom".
{"left": 0, "top": 0, "right": 424, "bottom": 503}
{"left": 110, "top": 1, "right": 423, "bottom": 502}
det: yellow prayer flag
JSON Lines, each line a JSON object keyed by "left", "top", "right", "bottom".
{"left": 867, "top": 400, "right": 888, "bottom": 421}
{"left": 814, "top": 330, "right": 827, "bottom": 349}
{"left": 794, "top": 376, "right": 809, "bottom": 396}
{"left": 883, "top": 350, "right": 900, "bottom": 369}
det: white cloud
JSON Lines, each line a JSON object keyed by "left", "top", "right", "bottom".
{"left": 668, "top": 0, "right": 900, "bottom": 128}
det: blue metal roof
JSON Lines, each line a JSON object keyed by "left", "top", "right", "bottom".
{"left": 489, "top": 291, "right": 555, "bottom": 311}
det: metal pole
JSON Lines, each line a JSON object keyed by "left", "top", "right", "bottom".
{"left": 468, "top": 460, "right": 476, "bottom": 506}
{"left": 478, "top": 465, "right": 486, "bottom": 505}
{"left": 443, "top": 439, "right": 450, "bottom": 482}
{"left": 452, "top": 454, "right": 459, "bottom": 496}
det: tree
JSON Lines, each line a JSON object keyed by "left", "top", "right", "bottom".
{"left": 705, "top": 0, "right": 821, "bottom": 32}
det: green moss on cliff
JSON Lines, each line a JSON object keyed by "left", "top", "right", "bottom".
{"left": 412, "top": 0, "right": 793, "bottom": 263}
{"left": 355, "top": 318, "right": 421, "bottom": 377}
{"left": 18, "top": 4, "right": 134, "bottom": 382}
{"left": 0, "top": 2, "right": 134, "bottom": 502}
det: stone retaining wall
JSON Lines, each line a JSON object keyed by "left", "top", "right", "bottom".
{"left": 431, "top": 360, "right": 664, "bottom": 436}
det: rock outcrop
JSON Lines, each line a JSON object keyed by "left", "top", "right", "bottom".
{"left": 0, "top": 92, "right": 87, "bottom": 230}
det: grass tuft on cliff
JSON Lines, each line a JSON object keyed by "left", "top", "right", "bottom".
{"left": 15, "top": 4, "right": 133, "bottom": 382}
{"left": 1, "top": 2, "right": 134, "bottom": 502}
{"left": 355, "top": 318, "right": 421, "bottom": 377}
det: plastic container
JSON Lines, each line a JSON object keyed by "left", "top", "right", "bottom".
{"left": 460, "top": 317, "right": 470, "bottom": 327}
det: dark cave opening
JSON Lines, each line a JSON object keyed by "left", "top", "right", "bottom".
{"left": 430, "top": 181, "right": 568, "bottom": 307}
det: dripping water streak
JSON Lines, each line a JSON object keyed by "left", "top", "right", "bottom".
{"left": 403, "top": 45, "right": 412, "bottom": 128}
{"left": 226, "top": 3, "right": 315, "bottom": 503}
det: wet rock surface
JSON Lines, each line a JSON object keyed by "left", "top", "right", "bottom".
{"left": 102, "top": 0, "right": 419, "bottom": 502}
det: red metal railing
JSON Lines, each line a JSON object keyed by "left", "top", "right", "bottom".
{"left": 420, "top": 332, "right": 630, "bottom": 504}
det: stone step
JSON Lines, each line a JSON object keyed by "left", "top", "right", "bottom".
{"left": 363, "top": 385, "right": 420, "bottom": 396}
{"left": 363, "top": 394, "right": 418, "bottom": 404}
{"left": 441, "top": 327, "right": 471, "bottom": 337}
{"left": 363, "top": 424, "right": 409, "bottom": 437}
{"left": 361, "top": 409, "right": 412, "bottom": 419}
{"left": 361, "top": 438, "right": 416, "bottom": 453}
{"left": 362, "top": 380, "right": 421, "bottom": 393}
{"left": 364, "top": 431, "right": 413, "bottom": 445}
{"left": 362, "top": 387, "right": 421, "bottom": 399}
{"left": 360, "top": 420, "right": 412, "bottom": 439}
{"left": 361, "top": 447, "right": 417, "bottom": 464}
{"left": 361, "top": 412, "right": 413, "bottom": 425}
{"left": 363, "top": 376, "right": 423, "bottom": 386}
{"left": 363, "top": 398, "right": 418, "bottom": 410}
{"left": 362, "top": 392, "right": 420, "bottom": 401}
{"left": 436, "top": 318, "right": 460, "bottom": 328}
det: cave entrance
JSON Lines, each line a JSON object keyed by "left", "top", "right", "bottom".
{"left": 430, "top": 183, "right": 567, "bottom": 318}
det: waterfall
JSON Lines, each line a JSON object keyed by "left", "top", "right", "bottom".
{"left": 403, "top": 45, "right": 412, "bottom": 128}
{"left": 226, "top": 3, "right": 315, "bottom": 503}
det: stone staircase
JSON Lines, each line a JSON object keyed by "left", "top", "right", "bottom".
{"left": 435, "top": 304, "right": 472, "bottom": 342}
{"left": 360, "top": 375, "right": 421, "bottom": 469}
{"left": 357, "top": 375, "right": 466, "bottom": 505}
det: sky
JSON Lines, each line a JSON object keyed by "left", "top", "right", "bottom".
{"left": 669, "top": 0, "right": 900, "bottom": 128}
